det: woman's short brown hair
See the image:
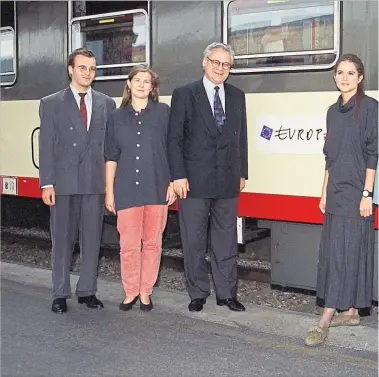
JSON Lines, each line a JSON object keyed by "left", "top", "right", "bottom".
{"left": 120, "top": 66, "right": 160, "bottom": 107}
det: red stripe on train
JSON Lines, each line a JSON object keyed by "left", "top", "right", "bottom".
{"left": 240, "top": 193, "right": 378, "bottom": 228}
{"left": 238, "top": 192, "right": 324, "bottom": 224}
{"left": 18, "top": 176, "right": 42, "bottom": 198}
{"left": 0, "top": 176, "right": 44, "bottom": 198}
{"left": 1, "top": 176, "right": 378, "bottom": 228}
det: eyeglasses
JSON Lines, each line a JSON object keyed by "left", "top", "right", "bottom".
{"left": 76, "top": 65, "right": 97, "bottom": 74}
{"left": 207, "top": 57, "right": 231, "bottom": 70}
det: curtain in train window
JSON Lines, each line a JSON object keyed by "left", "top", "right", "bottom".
{"left": 70, "top": 2, "right": 149, "bottom": 80}
{"left": 225, "top": 0, "right": 339, "bottom": 72}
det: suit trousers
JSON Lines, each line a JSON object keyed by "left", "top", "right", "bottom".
{"left": 117, "top": 205, "right": 168, "bottom": 297}
{"left": 50, "top": 194, "right": 104, "bottom": 298}
{"left": 178, "top": 197, "right": 238, "bottom": 300}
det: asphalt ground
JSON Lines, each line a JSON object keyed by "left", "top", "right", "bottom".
{"left": 1, "top": 262, "right": 377, "bottom": 377}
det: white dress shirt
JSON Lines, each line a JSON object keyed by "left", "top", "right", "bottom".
{"left": 202, "top": 76, "right": 225, "bottom": 115}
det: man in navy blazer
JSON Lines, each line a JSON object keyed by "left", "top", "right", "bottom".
{"left": 168, "top": 42, "right": 248, "bottom": 312}
{"left": 39, "top": 48, "right": 116, "bottom": 313}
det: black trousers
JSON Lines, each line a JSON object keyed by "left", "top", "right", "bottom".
{"left": 178, "top": 197, "right": 238, "bottom": 300}
{"left": 50, "top": 194, "right": 104, "bottom": 298}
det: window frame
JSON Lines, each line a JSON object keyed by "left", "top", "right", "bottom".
{"left": 222, "top": 0, "right": 341, "bottom": 73}
{"left": 67, "top": 1, "right": 150, "bottom": 81}
{"left": 0, "top": 1, "right": 17, "bottom": 87}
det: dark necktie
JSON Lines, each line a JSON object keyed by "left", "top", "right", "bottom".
{"left": 213, "top": 86, "right": 225, "bottom": 132}
{"left": 79, "top": 93, "right": 87, "bottom": 129}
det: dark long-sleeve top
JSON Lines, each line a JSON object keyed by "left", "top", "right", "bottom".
{"left": 324, "top": 94, "right": 378, "bottom": 220}
{"left": 104, "top": 99, "right": 171, "bottom": 211}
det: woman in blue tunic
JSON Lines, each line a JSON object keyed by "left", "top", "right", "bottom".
{"left": 306, "top": 54, "right": 378, "bottom": 346}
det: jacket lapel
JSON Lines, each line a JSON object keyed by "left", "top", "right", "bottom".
{"left": 78, "top": 90, "right": 106, "bottom": 162}
{"left": 222, "top": 83, "right": 237, "bottom": 136}
{"left": 87, "top": 90, "right": 104, "bottom": 139}
{"left": 193, "top": 80, "right": 219, "bottom": 136}
{"left": 224, "top": 84, "right": 234, "bottom": 129}
{"left": 64, "top": 88, "right": 87, "bottom": 141}
{"left": 218, "top": 84, "right": 239, "bottom": 145}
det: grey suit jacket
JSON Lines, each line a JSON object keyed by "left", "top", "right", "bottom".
{"left": 39, "top": 87, "right": 116, "bottom": 195}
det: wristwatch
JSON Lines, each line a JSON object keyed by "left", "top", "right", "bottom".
{"left": 362, "top": 189, "right": 373, "bottom": 198}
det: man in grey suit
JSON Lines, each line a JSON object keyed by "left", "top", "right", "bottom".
{"left": 39, "top": 48, "right": 116, "bottom": 313}
{"left": 168, "top": 43, "right": 248, "bottom": 312}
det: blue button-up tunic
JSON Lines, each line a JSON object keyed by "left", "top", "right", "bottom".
{"left": 104, "top": 99, "right": 171, "bottom": 211}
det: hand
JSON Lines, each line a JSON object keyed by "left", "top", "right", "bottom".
{"left": 360, "top": 197, "right": 373, "bottom": 217}
{"left": 318, "top": 195, "right": 326, "bottom": 214}
{"left": 240, "top": 178, "right": 246, "bottom": 192}
{"left": 105, "top": 192, "right": 116, "bottom": 215}
{"left": 166, "top": 185, "right": 177, "bottom": 206}
{"left": 319, "top": 195, "right": 326, "bottom": 214}
{"left": 42, "top": 187, "right": 55, "bottom": 206}
{"left": 173, "top": 178, "right": 190, "bottom": 199}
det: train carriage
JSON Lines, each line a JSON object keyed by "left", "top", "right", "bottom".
{"left": 1, "top": 0, "right": 378, "bottom": 294}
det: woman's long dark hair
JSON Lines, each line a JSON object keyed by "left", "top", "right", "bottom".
{"left": 334, "top": 53, "right": 365, "bottom": 118}
{"left": 120, "top": 66, "right": 160, "bottom": 107}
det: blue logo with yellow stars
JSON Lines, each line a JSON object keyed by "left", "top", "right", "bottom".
{"left": 260, "top": 125, "right": 273, "bottom": 140}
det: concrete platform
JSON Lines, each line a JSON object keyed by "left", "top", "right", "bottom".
{"left": 2, "top": 262, "right": 377, "bottom": 354}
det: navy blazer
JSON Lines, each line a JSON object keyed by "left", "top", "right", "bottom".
{"left": 167, "top": 79, "right": 248, "bottom": 199}
{"left": 39, "top": 87, "right": 116, "bottom": 195}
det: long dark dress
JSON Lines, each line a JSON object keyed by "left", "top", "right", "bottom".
{"left": 317, "top": 94, "right": 378, "bottom": 310}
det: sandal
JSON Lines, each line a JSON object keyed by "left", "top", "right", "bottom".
{"left": 330, "top": 312, "right": 360, "bottom": 327}
{"left": 305, "top": 325, "right": 329, "bottom": 346}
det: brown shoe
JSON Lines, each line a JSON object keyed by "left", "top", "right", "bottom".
{"left": 330, "top": 313, "right": 360, "bottom": 327}
{"left": 305, "top": 325, "right": 329, "bottom": 347}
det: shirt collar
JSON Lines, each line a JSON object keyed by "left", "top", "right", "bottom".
{"left": 70, "top": 84, "right": 92, "bottom": 100}
{"left": 202, "top": 75, "right": 224, "bottom": 94}
{"left": 125, "top": 98, "right": 155, "bottom": 113}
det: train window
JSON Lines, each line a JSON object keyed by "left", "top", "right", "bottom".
{"left": 223, "top": 0, "right": 340, "bottom": 73}
{"left": 1, "top": 1, "right": 16, "bottom": 86}
{"left": 69, "top": 1, "right": 149, "bottom": 80}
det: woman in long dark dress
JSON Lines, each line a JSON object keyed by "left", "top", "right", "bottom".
{"left": 305, "top": 54, "right": 378, "bottom": 346}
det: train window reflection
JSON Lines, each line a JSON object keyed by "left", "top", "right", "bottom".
{"left": 224, "top": 0, "right": 340, "bottom": 73}
{"left": 0, "top": 1, "right": 16, "bottom": 86}
{"left": 69, "top": 1, "right": 149, "bottom": 81}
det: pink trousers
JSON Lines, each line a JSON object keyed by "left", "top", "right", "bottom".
{"left": 117, "top": 205, "right": 168, "bottom": 296}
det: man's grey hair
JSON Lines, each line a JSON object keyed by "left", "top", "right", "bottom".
{"left": 203, "top": 42, "right": 235, "bottom": 64}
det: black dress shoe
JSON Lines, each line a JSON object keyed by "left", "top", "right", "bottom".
{"left": 52, "top": 298, "right": 67, "bottom": 313}
{"left": 217, "top": 298, "right": 245, "bottom": 312}
{"left": 140, "top": 298, "right": 153, "bottom": 312}
{"left": 188, "top": 298, "right": 206, "bottom": 312}
{"left": 78, "top": 295, "right": 104, "bottom": 309}
{"left": 119, "top": 296, "right": 138, "bottom": 311}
